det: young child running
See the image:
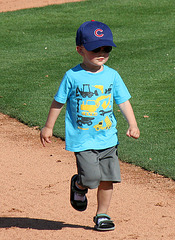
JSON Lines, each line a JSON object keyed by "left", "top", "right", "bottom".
{"left": 40, "top": 20, "right": 140, "bottom": 231}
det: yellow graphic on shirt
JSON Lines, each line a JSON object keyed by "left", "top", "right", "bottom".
{"left": 93, "top": 85, "right": 104, "bottom": 94}
{"left": 93, "top": 116, "right": 112, "bottom": 131}
{"left": 78, "top": 126, "right": 89, "bottom": 130}
{"left": 80, "top": 94, "right": 111, "bottom": 116}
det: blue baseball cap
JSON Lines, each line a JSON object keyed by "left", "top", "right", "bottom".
{"left": 76, "top": 20, "right": 116, "bottom": 51}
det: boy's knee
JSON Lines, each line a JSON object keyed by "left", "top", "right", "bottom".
{"left": 78, "top": 172, "right": 101, "bottom": 189}
{"left": 98, "top": 181, "right": 113, "bottom": 190}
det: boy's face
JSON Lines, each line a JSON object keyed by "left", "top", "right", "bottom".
{"left": 76, "top": 46, "right": 111, "bottom": 71}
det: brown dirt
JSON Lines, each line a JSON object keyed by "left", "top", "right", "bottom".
{"left": 0, "top": 1, "right": 175, "bottom": 239}
{"left": 0, "top": 0, "right": 84, "bottom": 12}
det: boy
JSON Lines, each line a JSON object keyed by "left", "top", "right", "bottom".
{"left": 40, "top": 20, "right": 140, "bottom": 231}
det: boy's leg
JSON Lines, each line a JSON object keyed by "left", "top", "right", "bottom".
{"left": 75, "top": 180, "right": 113, "bottom": 213}
{"left": 96, "top": 181, "right": 113, "bottom": 215}
{"left": 93, "top": 181, "right": 115, "bottom": 231}
{"left": 71, "top": 150, "right": 100, "bottom": 212}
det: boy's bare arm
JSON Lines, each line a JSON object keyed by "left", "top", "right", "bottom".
{"left": 118, "top": 100, "right": 140, "bottom": 139}
{"left": 40, "top": 100, "right": 64, "bottom": 147}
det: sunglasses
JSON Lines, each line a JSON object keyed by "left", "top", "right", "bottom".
{"left": 91, "top": 46, "right": 112, "bottom": 53}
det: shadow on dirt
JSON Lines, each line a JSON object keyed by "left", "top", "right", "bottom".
{"left": 0, "top": 217, "right": 93, "bottom": 230}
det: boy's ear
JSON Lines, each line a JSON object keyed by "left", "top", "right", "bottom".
{"left": 76, "top": 46, "right": 84, "bottom": 56}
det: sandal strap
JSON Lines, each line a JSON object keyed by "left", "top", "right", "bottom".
{"left": 93, "top": 214, "right": 112, "bottom": 224}
{"left": 73, "top": 185, "right": 88, "bottom": 195}
{"left": 98, "top": 219, "right": 114, "bottom": 227}
{"left": 93, "top": 214, "right": 115, "bottom": 231}
{"left": 71, "top": 175, "right": 88, "bottom": 195}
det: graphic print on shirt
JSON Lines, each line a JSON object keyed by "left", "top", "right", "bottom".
{"left": 76, "top": 84, "right": 98, "bottom": 98}
{"left": 76, "top": 84, "right": 113, "bottom": 131}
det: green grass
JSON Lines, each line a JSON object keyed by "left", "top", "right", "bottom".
{"left": 0, "top": 0, "right": 174, "bottom": 179}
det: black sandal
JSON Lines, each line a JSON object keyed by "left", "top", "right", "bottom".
{"left": 70, "top": 174, "right": 88, "bottom": 211}
{"left": 93, "top": 214, "right": 115, "bottom": 231}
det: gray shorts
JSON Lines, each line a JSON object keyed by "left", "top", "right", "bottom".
{"left": 74, "top": 145, "right": 121, "bottom": 189}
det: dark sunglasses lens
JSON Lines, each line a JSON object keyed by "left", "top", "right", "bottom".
{"left": 92, "top": 46, "right": 112, "bottom": 53}
{"left": 104, "top": 46, "right": 112, "bottom": 53}
{"left": 92, "top": 47, "right": 101, "bottom": 53}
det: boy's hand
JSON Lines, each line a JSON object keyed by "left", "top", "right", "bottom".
{"left": 126, "top": 126, "right": 140, "bottom": 139}
{"left": 40, "top": 127, "right": 53, "bottom": 147}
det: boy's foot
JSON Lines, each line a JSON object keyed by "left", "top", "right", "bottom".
{"left": 70, "top": 174, "right": 88, "bottom": 211}
{"left": 93, "top": 214, "right": 115, "bottom": 231}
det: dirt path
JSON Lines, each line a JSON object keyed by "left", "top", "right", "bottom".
{"left": 0, "top": 1, "right": 175, "bottom": 239}
{"left": 0, "top": 0, "right": 83, "bottom": 12}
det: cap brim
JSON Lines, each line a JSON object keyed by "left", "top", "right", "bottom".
{"left": 83, "top": 40, "right": 116, "bottom": 51}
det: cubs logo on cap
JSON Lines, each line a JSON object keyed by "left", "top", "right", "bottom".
{"left": 76, "top": 20, "right": 116, "bottom": 51}
{"left": 94, "top": 29, "right": 104, "bottom": 38}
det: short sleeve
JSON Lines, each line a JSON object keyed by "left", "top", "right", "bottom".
{"left": 54, "top": 73, "right": 72, "bottom": 104}
{"left": 113, "top": 72, "right": 131, "bottom": 104}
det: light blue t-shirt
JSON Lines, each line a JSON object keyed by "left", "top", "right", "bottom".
{"left": 54, "top": 64, "right": 131, "bottom": 152}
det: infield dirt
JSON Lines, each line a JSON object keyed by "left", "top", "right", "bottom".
{"left": 0, "top": 1, "right": 175, "bottom": 240}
